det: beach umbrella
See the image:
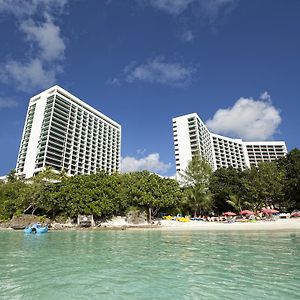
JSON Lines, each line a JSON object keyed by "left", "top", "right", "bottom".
{"left": 291, "top": 211, "right": 300, "bottom": 217}
{"left": 240, "top": 210, "right": 255, "bottom": 215}
{"left": 223, "top": 212, "right": 236, "bottom": 216}
{"left": 261, "top": 208, "right": 279, "bottom": 214}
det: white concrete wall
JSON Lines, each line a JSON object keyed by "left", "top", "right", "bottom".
{"left": 18, "top": 85, "right": 122, "bottom": 178}
{"left": 173, "top": 113, "right": 196, "bottom": 179}
{"left": 173, "top": 113, "right": 288, "bottom": 179}
{"left": 23, "top": 94, "right": 48, "bottom": 178}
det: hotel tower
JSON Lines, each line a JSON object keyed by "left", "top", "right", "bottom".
{"left": 173, "top": 113, "right": 287, "bottom": 179}
{"left": 16, "top": 86, "right": 121, "bottom": 178}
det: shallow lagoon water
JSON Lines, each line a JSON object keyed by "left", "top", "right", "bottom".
{"left": 0, "top": 230, "right": 300, "bottom": 299}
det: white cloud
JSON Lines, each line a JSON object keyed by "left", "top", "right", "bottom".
{"left": 125, "top": 57, "right": 196, "bottom": 87}
{"left": 0, "top": 0, "right": 67, "bottom": 17}
{"left": 144, "top": 0, "right": 236, "bottom": 19}
{"left": 179, "top": 30, "right": 194, "bottom": 42}
{"left": 206, "top": 92, "right": 282, "bottom": 141}
{"left": 146, "top": 0, "right": 193, "bottom": 15}
{"left": 260, "top": 91, "right": 271, "bottom": 101}
{"left": 198, "top": 0, "right": 236, "bottom": 21}
{"left": 20, "top": 18, "right": 65, "bottom": 61}
{"left": 121, "top": 153, "right": 171, "bottom": 174}
{"left": 142, "top": 0, "right": 237, "bottom": 42}
{"left": 0, "top": 96, "right": 17, "bottom": 108}
{"left": 1, "top": 59, "right": 58, "bottom": 92}
{"left": 0, "top": 0, "right": 68, "bottom": 92}
{"left": 137, "top": 148, "right": 147, "bottom": 155}
{"left": 106, "top": 77, "right": 121, "bottom": 87}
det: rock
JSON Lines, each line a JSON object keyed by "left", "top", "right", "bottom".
{"left": 0, "top": 221, "right": 10, "bottom": 228}
{"left": 9, "top": 214, "right": 40, "bottom": 230}
{"left": 126, "top": 210, "right": 147, "bottom": 224}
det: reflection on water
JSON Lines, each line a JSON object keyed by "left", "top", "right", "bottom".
{"left": 0, "top": 230, "right": 300, "bottom": 299}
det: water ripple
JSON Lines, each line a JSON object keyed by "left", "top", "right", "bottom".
{"left": 1, "top": 231, "right": 300, "bottom": 299}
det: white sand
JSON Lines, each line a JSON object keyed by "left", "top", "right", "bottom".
{"left": 101, "top": 216, "right": 148, "bottom": 227}
{"left": 2, "top": 218, "right": 299, "bottom": 232}
{"left": 99, "top": 217, "right": 300, "bottom": 231}
{"left": 158, "top": 218, "right": 300, "bottom": 231}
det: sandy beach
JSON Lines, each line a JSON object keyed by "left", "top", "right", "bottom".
{"left": 156, "top": 218, "right": 300, "bottom": 231}
{"left": 2, "top": 217, "right": 300, "bottom": 232}
{"left": 97, "top": 216, "right": 300, "bottom": 231}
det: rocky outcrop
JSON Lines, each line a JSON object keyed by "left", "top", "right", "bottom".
{"left": 9, "top": 214, "right": 49, "bottom": 230}
{"left": 0, "top": 221, "right": 10, "bottom": 228}
{"left": 50, "top": 221, "right": 77, "bottom": 230}
{"left": 126, "top": 210, "right": 147, "bottom": 224}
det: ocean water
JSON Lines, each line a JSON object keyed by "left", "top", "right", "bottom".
{"left": 0, "top": 230, "right": 300, "bottom": 300}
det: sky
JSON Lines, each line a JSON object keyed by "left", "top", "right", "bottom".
{"left": 0, "top": 0, "right": 299, "bottom": 177}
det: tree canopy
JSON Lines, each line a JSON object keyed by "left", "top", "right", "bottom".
{"left": 0, "top": 148, "right": 299, "bottom": 221}
{"left": 180, "top": 155, "right": 213, "bottom": 217}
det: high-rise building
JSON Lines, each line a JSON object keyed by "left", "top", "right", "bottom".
{"left": 16, "top": 85, "right": 121, "bottom": 178}
{"left": 173, "top": 113, "right": 287, "bottom": 178}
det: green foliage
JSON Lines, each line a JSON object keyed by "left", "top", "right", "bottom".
{"left": 121, "top": 171, "right": 183, "bottom": 221}
{"left": 226, "top": 194, "right": 252, "bottom": 212}
{"left": 242, "top": 161, "right": 285, "bottom": 210}
{"left": 180, "top": 155, "right": 213, "bottom": 216}
{"left": 39, "top": 215, "right": 47, "bottom": 223}
{"left": 210, "top": 167, "right": 243, "bottom": 213}
{"left": 278, "top": 148, "right": 300, "bottom": 209}
{"left": 0, "top": 177, "right": 27, "bottom": 219}
{"left": 0, "top": 149, "right": 299, "bottom": 221}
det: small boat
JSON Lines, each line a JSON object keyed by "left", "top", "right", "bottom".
{"left": 23, "top": 223, "right": 48, "bottom": 234}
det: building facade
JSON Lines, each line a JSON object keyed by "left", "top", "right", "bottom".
{"left": 16, "top": 86, "right": 121, "bottom": 178}
{"left": 173, "top": 113, "right": 287, "bottom": 178}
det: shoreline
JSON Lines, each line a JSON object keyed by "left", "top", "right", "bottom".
{"left": 156, "top": 218, "right": 300, "bottom": 231}
{"left": 1, "top": 218, "right": 300, "bottom": 232}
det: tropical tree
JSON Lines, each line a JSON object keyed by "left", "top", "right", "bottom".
{"left": 0, "top": 177, "right": 27, "bottom": 219}
{"left": 18, "top": 166, "right": 60, "bottom": 215}
{"left": 210, "top": 167, "right": 244, "bottom": 213}
{"left": 180, "top": 155, "right": 213, "bottom": 217}
{"left": 242, "top": 161, "right": 285, "bottom": 210}
{"left": 123, "top": 171, "right": 183, "bottom": 222}
{"left": 55, "top": 172, "right": 118, "bottom": 218}
{"left": 278, "top": 148, "right": 300, "bottom": 209}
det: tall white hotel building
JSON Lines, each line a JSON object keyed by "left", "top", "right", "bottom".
{"left": 16, "top": 86, "right": 121, "bottom": 178}
{"left": 173, "top": 113, "right": 287, "bottom": 178}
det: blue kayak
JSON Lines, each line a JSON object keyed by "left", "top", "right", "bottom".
{"left": 24, "top": 223, "right": 48, "bottom": 234}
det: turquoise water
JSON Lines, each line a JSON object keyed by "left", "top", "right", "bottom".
{"left": 0, "top": 230, "right": 300, "bottom": 299}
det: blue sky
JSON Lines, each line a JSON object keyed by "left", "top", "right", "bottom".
{"left": 0, "top": 0, "right": 299, "bottom": 177}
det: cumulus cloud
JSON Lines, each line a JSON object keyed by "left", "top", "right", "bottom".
{"left": 0, "top": 0, "right": 67, "bottom": 17}
{"left": 137, "top": 148, "right": 147, "bottom": 155}
{"left": 1, "top": 59, "right": 59, "bottom": 92}
{"left": 20, "top": 18, "right": 65, "bottom": 61}
{"left": 145, "top": 0, "right": 193, "bottom": 15}
{"left": 206, "top": 92, "right": 282, "bottom": 141}
{"left": 121, "top": 153, "right": 171, "bottom": 174}
{"left": 198, "top": 0, "right": 236, "bottom": 21}
{"left": 143, "top": 0, "right": 237, "bottom": 41}
{"left": 0, "top": 0, "right": 68, "bottom": 92}
{"left": 125, "top": 57, "right": 196, "bottom": 87}
{"left": 144, "top": 0, "right": 236, "bottom": 20}
{"left": 0, "top": 96, "right": 17, "bottom": 108}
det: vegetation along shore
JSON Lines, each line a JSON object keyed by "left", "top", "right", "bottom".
{"left": 0, "top": 149, "right": 299, "bottom": 229}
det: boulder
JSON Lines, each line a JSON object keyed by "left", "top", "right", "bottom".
{"left": 10, "top": 214, "right": 41, "bottom": 230}
{"left": 0, "top": 221, "right": 10, "bottom": 228}
{"left": 126, "top": 210, "right": 147, "bottom": 224}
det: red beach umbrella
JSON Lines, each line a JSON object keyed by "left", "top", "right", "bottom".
{"left": 291, "top": 211, "right": 300, "bottom": 217}
{"left": 240, "top": 210, "right": 255, "bottom": 215}
{"left": 261, "top": 208, "right": 279, "bottom": 214}
{"left": 223, "top": 212, "right": 236, "bottom": 216}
